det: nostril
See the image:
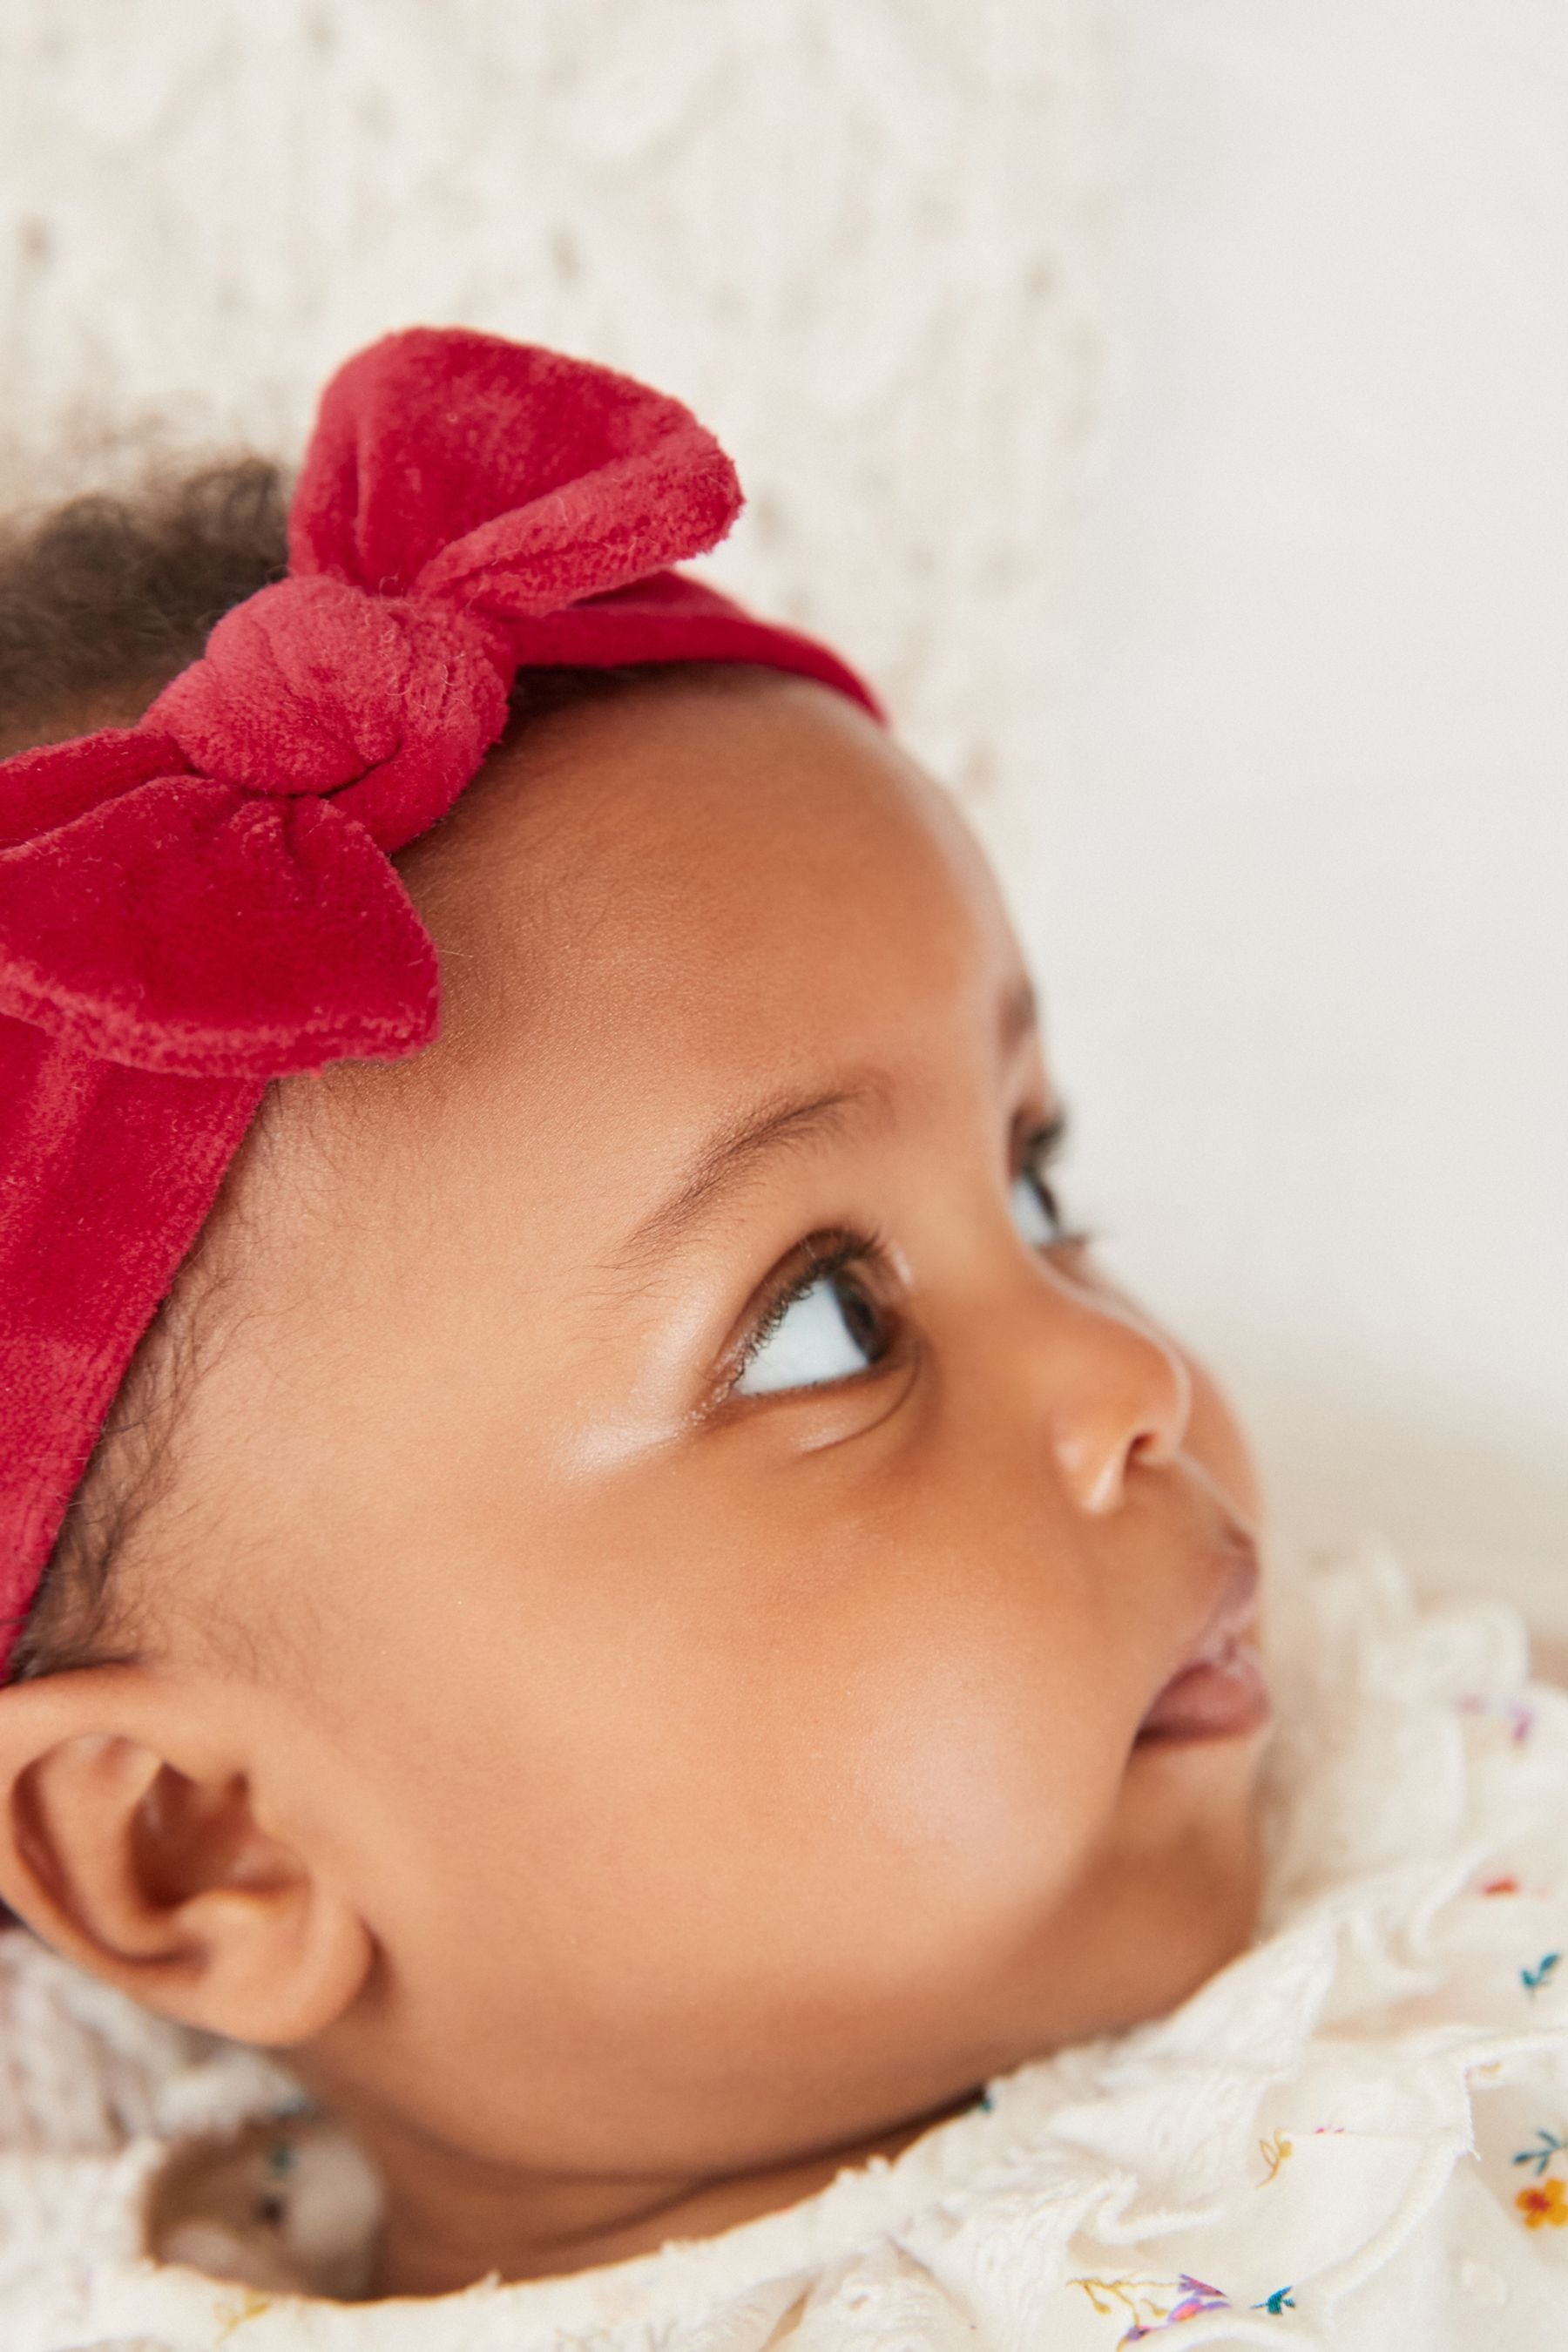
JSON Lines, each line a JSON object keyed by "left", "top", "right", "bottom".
{"left": 1130, "top": 1403, "right": 1183, "bottom": 1475}
{"left": 1045, "top": 1315, "right": 1192, "bottom": 1517}
{"left": 1127, "top": 1427, "right": 1166, "bottom": 1476}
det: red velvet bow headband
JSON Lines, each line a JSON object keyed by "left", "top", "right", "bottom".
{"left": 0, "top": 327, "right": 879, "bottom": 1672}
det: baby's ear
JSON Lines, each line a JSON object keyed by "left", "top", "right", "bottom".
{"left": 0, "top": 1667, "right": 371, "bottom": 2044}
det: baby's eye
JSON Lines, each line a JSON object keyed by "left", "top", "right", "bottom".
{"left": 733, "top": 1261, "right": 889, "bottom": 1396}
{"left": 1010, "top": 1132, "right": 1068, "bottom": 1250}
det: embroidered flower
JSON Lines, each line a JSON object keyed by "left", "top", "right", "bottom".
{"left": 1512, "top": 2126, "right": 1568, "bottom": 2179}
{"left": 1123, "top": 2278, "right": 1232, "bottom": 2339}
{"left": 1071, "top": 2274, "right": 1233, "bottom": 2342}
{"left": 1458, "top": 1694, "right": 1536, "bottom": 1747}
{"left": 1516, "top": 2177, "right": 1568, "bottom": 2229}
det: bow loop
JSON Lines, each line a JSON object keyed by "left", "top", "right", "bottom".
{"left": 0, "top": 778, "right": 436, "bottom": 1078}
{"left": 0, "top": 728, "right": 190, "bottom": 855}
{"left": 290, "top": 328, "right": 742, "bottom": 606}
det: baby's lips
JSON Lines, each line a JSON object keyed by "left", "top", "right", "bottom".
{"left": 1135, "top": 1635, "right": 1270, "bottom": 1743}
{"left": 1135, "top": 1541, "right": 1271, "bottom": 1745}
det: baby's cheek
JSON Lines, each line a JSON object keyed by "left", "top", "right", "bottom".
{"left": 793, "top": 1594, "right": 1133, "bottom": 1969}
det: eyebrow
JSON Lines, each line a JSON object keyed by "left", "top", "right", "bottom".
{"left": 614, "top": 1082, "right": 890, "bottom": 1274}
{"left": 610, "top": 972, "right": 1041, "bottom": 1277}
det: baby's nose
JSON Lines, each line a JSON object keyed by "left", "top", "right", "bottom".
{"left": 1029, "top": 1274, "right": 1193, "bottom": 1516}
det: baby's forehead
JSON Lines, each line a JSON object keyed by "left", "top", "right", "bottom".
{"left": 393, "top": 668, "right": 1014, "bottom": 1092}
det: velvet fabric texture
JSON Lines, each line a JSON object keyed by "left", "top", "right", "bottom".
{"left": 0, "top": 327, "right": 879, "bottom": 1670}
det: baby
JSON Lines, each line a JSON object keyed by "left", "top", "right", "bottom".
{"left": 0, "top": 331, "right": 1563, "bottom": 2349}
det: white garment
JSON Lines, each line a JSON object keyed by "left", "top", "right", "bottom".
{"left": 3, "top": 1549, "right": 1568, "bottom": 2350}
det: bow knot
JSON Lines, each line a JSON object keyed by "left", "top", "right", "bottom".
{"left": 149, "top": 576, "right": 511, "bottom": 852}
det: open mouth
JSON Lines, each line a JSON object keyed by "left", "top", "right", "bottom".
{"left": 1133, "top": 1543, "right": 1271, "bottom": 1746}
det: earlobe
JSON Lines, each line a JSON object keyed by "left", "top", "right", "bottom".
{"left": 0, "top": 1666, "right": 372, "bottom": 2046}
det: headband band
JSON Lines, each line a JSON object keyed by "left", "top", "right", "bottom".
{"left": 0, "top": 328, "right": 880, "bottom": 1672}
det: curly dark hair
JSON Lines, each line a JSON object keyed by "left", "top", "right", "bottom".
{"left": 0, "top": 458, "right": 292, "bottom": 757}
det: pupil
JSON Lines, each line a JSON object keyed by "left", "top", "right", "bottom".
{"left": 834, "top": 1272, "right": 882, "bottom": 1362}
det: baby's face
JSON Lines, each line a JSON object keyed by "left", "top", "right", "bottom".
{"left": 155, "top": 671, "right": 1267, "bottom": 2189}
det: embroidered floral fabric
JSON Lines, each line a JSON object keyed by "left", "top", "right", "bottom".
{"left": 3, "top": 1548, "right": 1566, "bottom": 2349}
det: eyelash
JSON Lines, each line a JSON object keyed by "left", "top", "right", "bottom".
{"left": 1021, "top": 1115, "right": 1073, "bottom": 1234}
{"left": 723, "top": 1113, "right": 1082, "bottom": 1398}
{"left": 728, "top": 1229, "right": 891, "bottom": 1389}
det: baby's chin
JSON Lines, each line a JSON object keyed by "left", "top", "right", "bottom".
{"left": 781, "top": 1743, "right": 1269, "bottom": 2180}
{"left": 988, "top": 1725, "right": 1271, "bottom": 2068}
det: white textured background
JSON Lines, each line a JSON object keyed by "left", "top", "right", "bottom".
{"left": 1, "top": 3, "right": 1563, "bottom": 1616}
{"left": 0, "top": 0, "right": 1119, "bottom": 847}
{"left": 1053, "top": 0, "right": 1568, "bottom": 1623}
